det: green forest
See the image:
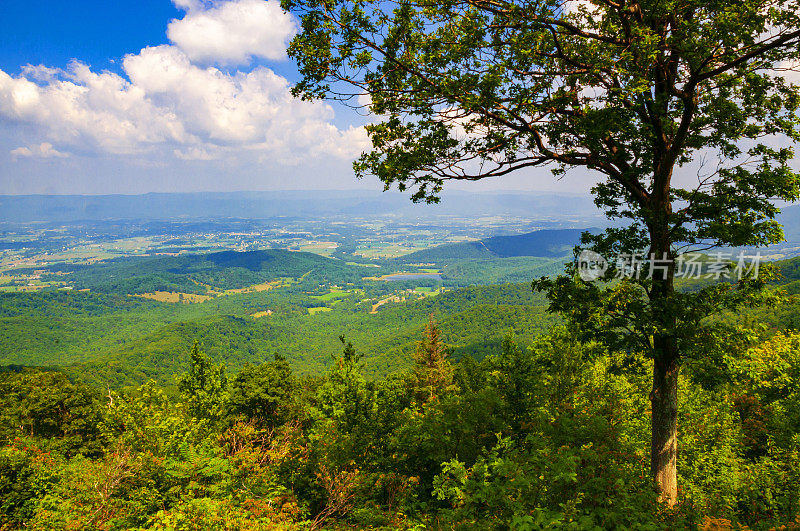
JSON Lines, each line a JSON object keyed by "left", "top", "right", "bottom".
{"left": 0, "top": 253, "right": 561, "bottom": 384}
{"left": 1, "top": 310, "right": 798, "bottom": 529}
{"left": 1, "top": 255, "right": 800, "bottom": 529}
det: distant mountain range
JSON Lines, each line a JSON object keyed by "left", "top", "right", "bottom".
{"left": 3, "top": 191, "right": 798, "bottom": 258}
{"left": 398, "top": 202, "right": 800, "bottom": 261}
{"left": 774, "top": 206, "right": 800, "bottom": 248}
{"left": 0, "top": 191, "right": 602, "bottom": 223}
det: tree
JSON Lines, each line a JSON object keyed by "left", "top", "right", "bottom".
{"left": 227, "top": 354, "right": 297, "bottom": 428}
{"left": 316, "top": 336, "right": 374, "bottom": 435}
{"left": 0, "top": 369, "right": 105, "bottom": 457}
{"left": 284, "top": 0, "right": 800, "bottom": 502}
{"left": 491, "top": 332, "right": 537, "bottom": 434}
{"left": 410, "top": 315, "right": 455, "bottom": 402}
{"left": 177, "top": 341, "right": 228, "bottom": 423}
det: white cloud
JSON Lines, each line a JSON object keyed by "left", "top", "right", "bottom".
{"left": 172, "top": 0, "right": 204, "bottom": 10}
{"left": 0, "top": 62, "right": 191, "bottom": 154}
{"left": 124, "top": 45, "right": 292, "bottom": 145}
{"left": 11, "top": 142, "right": 69, "bottom": 159}
{"left": 167, "top": 0, "right": 297, "bottom": 65}
{"left": 19, "top": 64, "right": 62, "bottom": 83}
{"left": 0, "top": 1, "right": 368, "bottom": 167}
{"left": 122, "top": 45, "right": 368, "bottom": 159}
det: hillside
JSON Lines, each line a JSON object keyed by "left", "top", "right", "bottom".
{"left": 57, "top": 282, "right": 556, "bottom": 387}
{"left": 776, "top": 255, "right": 800, "bottom": 281}
{"left": 5, "top": 251, "right": 800, "bottom": 389}
{"left": 33, "top": 249, "right": 370, "bottom": 295}
{"left": 398, "top": 228, "right": 593, "bottom": 262}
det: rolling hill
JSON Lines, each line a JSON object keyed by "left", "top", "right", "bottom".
{"left": 48, "top": 282, "right": 558, "bottom": 387}
{"left": 398, "top": 228, "right": 594, "bottom": 262}
{"left": 34, "top": 249, "right": 370, "bottom": 295}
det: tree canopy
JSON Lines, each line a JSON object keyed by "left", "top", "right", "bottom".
{"left": 284, "top": 0, "right": 800, "bottom": 502}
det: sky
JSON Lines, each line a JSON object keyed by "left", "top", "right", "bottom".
{"left": 0, "top": 0, "right": 601, "bottom": 196}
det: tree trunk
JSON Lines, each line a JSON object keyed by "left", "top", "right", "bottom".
{"left": 650, "top": 349, "right": 679, "bottom": 505}
{"left": 648, "top": 211, "right": 679, "bottom": 505}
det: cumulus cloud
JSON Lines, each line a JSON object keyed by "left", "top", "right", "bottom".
{"left": 167, "top": 0, "right": 297, "bottom": 65}
{"left": 0, "top": 62, "right": 191, "bottom": 154}
{"left": 0, "top": 0, "right": 369, "bottom": 166}
{"left": 10, "top": 142, "right": 69, "bottom": 159}
{"left": 125, "top": 45, "right": 302, "bottom": 145}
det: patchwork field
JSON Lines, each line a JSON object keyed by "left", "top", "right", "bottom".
{"left": 135, "top": 291, "right": 214, "bottom": 303}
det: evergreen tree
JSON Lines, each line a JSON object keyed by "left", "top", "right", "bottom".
{"left": 411, "top": 315, "right": 455, "bottom": 403}
{"left": 317, "top": 336, "right": 374, "bottom": 435}
{"left": 492, "top": 332, "right": 535, "bottom": 434}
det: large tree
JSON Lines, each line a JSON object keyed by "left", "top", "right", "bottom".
{"left": 283, "top": 0, "right": 800, "bottom": 503}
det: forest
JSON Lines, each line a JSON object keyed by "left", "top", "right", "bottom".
{"left": 0, "top": 309, "right": 798, "bottom": 529}
{"left": 0, "top": 255, "right": 799, "bottom": 529}
{"left": 0, "top": 251, "right": 563, "bottom": 384}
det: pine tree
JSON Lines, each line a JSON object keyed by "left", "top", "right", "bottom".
{"left": 411, "top": 315, "right": 455, "bottom": 402}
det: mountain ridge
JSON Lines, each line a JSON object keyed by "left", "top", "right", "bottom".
{"left": 399, "top": 228, "right": 596, "bottom": 261}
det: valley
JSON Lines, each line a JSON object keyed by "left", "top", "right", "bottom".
{"left": 0, "top": 192, "right": 595, "bottom": 387}
{"left": 2, "top": 192, "right": 800, "bottom": 529}
{"left": 3, "top": 191, "right": 800, "bottom": 391}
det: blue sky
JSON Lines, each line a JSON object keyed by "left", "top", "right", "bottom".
{"left": 0, "top": 0, "right": 590, "bottom": 195}
{"left": 0, "top": 1, "right": 179, "bottom": 75}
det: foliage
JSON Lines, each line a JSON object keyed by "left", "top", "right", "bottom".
{"left": 0, "top": 275, "right": 558, "bottom": 385}
{"left": 3, "top": 255, "right": 800, "bottom": 527}
{"left": 177, "top": 341, "right": 228, "bottom": 425}
{"left": 0, "top": 317, "right": 799, "bottom": 528}
{"left": 0, "top": 369, "right": 106, "bottom": 458}
{"left": 227, "top": 355, "right": 298, "bottom": 428}
{"left": 409, "top": 315, "right": 455, "bottom": 403}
